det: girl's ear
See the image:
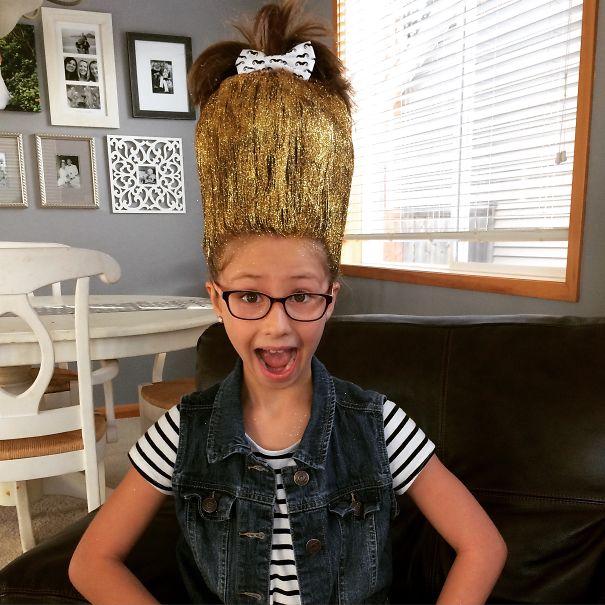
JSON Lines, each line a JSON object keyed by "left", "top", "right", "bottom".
{"left": 325, "top": 281, "right": 341, "bottom": 321}
{"left": 205, "top": 281, "right": 223, "bottom": 318}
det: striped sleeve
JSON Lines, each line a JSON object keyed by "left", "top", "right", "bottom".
{"left": 128, "top": 405, "right": 181, "bottom": 495}
{"left": 383, "top": 399, "right": 435, "bottom": 495}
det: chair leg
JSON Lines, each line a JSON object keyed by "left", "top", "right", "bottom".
{"left": 14, "top": 481, "right": 35, "bottom": 552}
{"left": 83, "top": 454, "right": 102, "bottom": 512}
{"left": 97, "top": 454, "right": 107, "bottom": 503}
{"left": 100, "top": 360, "right": 119, "bottom": 443}
{"left": 138, "top": 383, "right": 151, "bottom": 434}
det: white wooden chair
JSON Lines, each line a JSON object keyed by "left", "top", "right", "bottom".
{"left": 138, "top": 352, "right": 196, "bottom": 431}
{"left": 0, "top": 242, "right": 120, "bottom": 443}
{"left": 0, "top": 246, "right": 121, "bottom": 552}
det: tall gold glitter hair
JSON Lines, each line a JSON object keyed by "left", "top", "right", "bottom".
{"left": 188, "top": 0, "right": 354, "bottom": 279}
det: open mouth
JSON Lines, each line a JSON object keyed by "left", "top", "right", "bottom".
{"left": 256, "top": 347, "right": 297, "bottom": 376}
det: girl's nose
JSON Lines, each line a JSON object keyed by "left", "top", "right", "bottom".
{"left": 261, "top": 299, "right": 292, "bottom": 332}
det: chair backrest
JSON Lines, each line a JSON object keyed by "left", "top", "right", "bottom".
{"left": 0, "top": 242, "right": 68, "bottom": 248}
{"left": 0, "top": 246, "right": 121, "bottom": 441}
{"left": 0, "top": 241, "right": 68, "bottom": 297}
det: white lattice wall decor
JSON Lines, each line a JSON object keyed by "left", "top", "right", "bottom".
{"left": 107, "top": 135, "right": 185, "bottom": 213}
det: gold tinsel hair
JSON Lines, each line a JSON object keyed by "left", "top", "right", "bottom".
{"left": 188, "top": 0, "right": 354, "bottom": 279}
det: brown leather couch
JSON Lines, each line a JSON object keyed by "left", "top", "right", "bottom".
{"left": 1, "top": 315, "right": 604, "bottom": 603}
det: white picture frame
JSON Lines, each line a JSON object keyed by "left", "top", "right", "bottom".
{"left": 41, "top": 7, "right": 119, "bottom": 128}
{"left": 107, "top": 135, "right": 186, "bottom": 213}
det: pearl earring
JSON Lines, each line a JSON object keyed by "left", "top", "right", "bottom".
{"left": 217, "top": 316, "right": 223, "bottom": 323}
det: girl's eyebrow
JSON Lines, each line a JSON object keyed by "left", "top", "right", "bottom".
{"left": 230, "top": 272, "right": 323, "bottom": 281}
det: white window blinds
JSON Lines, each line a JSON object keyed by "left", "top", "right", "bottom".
{"left": 336, "top": 0, "right": 587, "bottom": 281}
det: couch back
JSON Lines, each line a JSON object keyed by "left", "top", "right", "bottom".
{"left": 196, "top": 314, "right": 605, "bottom": 603}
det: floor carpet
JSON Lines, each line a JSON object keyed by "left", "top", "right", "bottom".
{"left": 0, "top": 416, "right": 141, "bottom": 570}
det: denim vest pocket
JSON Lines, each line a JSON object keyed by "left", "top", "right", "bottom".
{"left": 185, "top": 490, "right": 236, "bottom": 522}
{"left": 328, "top": 487, "right": 381, "bottom": 520}
{"left": 181, "top": 489, "right": 236, "bottom": 601}
{"left": 328, "top": 487, "right": 382, "bottom": 599}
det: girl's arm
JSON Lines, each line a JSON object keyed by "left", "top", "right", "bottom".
{"left": 69, "top": 467, "right": 168, "bottom": 605}
{"left": 406, "top": 455, "right": 507, "bottom": 605}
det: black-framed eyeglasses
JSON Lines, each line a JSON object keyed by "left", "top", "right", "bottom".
{"left": 216, "top": 286, "right": 333, "bottom": 322}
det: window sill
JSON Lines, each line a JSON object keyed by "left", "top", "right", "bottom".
{"left": 340, "top": 264, "right": 579, "bottom": 301}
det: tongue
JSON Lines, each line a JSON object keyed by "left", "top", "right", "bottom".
{"left": 260, "top": 349, "right": 292, "bottom": 369}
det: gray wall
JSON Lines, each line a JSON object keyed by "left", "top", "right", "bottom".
{"left": 2, "top": 0, "right": 603, "bottom": 404}
{"left": 0, "top": 0, "right": 256, "bottom": 403}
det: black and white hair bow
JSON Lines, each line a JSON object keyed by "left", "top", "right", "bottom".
{"left": 235, "top": 41, "right": 315, "bottom": 80}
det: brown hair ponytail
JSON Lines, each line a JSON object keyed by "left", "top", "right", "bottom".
{"left": 188, "top": 0, "right": 352, "bottom": 111}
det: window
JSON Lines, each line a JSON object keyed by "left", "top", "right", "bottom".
{"left": 335, "top": 0, "right": 597, "bottom": 300}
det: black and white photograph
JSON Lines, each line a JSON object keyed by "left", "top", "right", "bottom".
{"left": 127, "top": 33, "right": 194, "bottom": 119}
{"left": 0, "top": 152, "right": 7, "bottom": 188}
{"left": 66, "top": 84, "right": 101, "bottom": 109}
{"left": 56, "top": 155, "right": 81, "bottom": 188}
{"left": 150, "top": 60, "right": 173, "bottom": 94}
{"left": 36, "top": 134, "right": 98, "bottom": 208}
{"left": 0, "top": 133, "right": 27, "bottom": 207}
{"left": 64, "top": 57, "right": 100, "bottom": 82}
{"left": 138, "top": 165, "right": 158, "bottom": 185}
{"left": 60, "top": 28, "right": 97, "bottom": 55}
{"left": 42, "top": 7, "right": 119, "bottom": 128}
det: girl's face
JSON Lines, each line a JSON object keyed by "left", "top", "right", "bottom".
{"left": 206, "top": 235, "right": 339, "bottom": 397}
{"left": 66, "top": 59, "right": 76, "bottom": 72}
{"left": 90, "top": 62, "right": 98, "bottom": 77}
{"left": 78, "top": 61, "right": 88, "bottom": 76}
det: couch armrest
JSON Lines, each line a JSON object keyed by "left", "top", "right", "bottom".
{"left": 0, "top": 500, "right": 187, "bottom": 605}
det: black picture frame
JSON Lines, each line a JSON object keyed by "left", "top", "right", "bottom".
{"left": 126, "top": 32, "right": 195, "bottom": 120}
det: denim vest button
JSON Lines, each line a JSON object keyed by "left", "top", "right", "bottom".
{"left": 294, "top": 470, "right": 309, "bottom": 486}
{"left": 201, "top": 495, "right": 218, "bottom": 514}
{"left": 306, "top": 538, "right": 321, "bottom": 554}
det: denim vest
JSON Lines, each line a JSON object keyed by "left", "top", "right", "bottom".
{"left": 172, "top": 357, "right": 397, "bottom": 604}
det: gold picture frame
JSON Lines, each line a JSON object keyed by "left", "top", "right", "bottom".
{"left": 0, "top": 133, "right": 27, "bottom": 208}
{"left": 36, "top": 134, "right": 99, "bottom": 208}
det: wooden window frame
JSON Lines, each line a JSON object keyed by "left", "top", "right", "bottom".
{"left": 333, "top": 1, "right": 598, "bottom": 301}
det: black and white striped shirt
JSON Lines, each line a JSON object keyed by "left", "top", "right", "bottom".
{"left": 129, "top": 400, "right": 434, "bottom": 605}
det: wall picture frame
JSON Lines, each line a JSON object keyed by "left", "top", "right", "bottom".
{"left": 126, "top": 32, "right": 195, "bottom": 119}
{"left": 36, "top": 134, "right": 99, "bottom": 208}
{"left": 41, "top": 7, "right": 119, "bottom": 128}
{"left": 107, "top": 135, "right": 186, "bottom": 213}
{"left": 0, "top": 24, "right": 41, "bottom": 113}
{"left": 0, "top": 133, "right": 27, "bottom": 208}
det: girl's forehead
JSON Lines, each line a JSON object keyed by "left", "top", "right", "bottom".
{"left": 218, "top": 235, "right": 330, "bottom": 281}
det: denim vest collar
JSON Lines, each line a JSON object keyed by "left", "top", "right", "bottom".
{"left": 206, "top": 357, "right": 335, "bottom": 470}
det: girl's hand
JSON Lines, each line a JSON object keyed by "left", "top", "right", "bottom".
{"left": 407, "top": 456, "right": 507, "bottom": 605}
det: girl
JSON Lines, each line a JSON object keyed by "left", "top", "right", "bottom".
{"left": 88, "top": 60, "right": 99, "bottom": 82}
{"left": 77, "top": 59, "right": 89, "bottom": 81}
{"left": 69, "top": 2, "right": 506, "bottom": 603}
{"left": 64, "top": 57, "right": 78, "bottom": 81}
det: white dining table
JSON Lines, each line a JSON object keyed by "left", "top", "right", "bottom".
{"left": 0, "top": 294, "right": 217, "bottom": 504}
{"left": 0, "top": 294, "right": 217, "bottom": 368}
